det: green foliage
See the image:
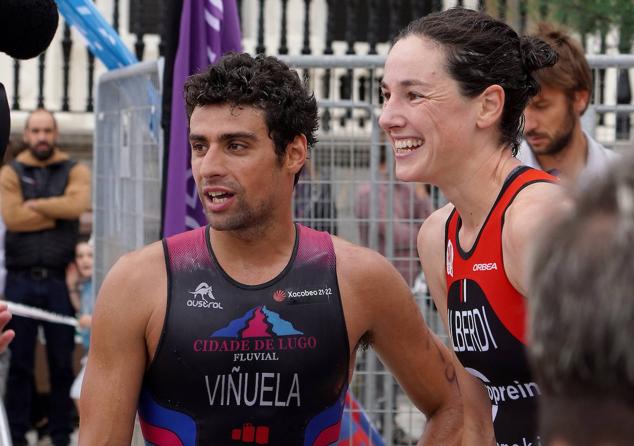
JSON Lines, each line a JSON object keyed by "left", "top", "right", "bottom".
{"left": 615, "top": 0, "right": 634, "bottom": 51}
{"left": 545, "top": 0, "right": 634, "bottom": 49}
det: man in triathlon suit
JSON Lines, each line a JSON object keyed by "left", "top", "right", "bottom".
{"left": 528, "top": 154, "right": 634, "bottom": 445}
{"left": 380, "top": 8, "right": 564, "bottom": 446}
{"left": 78, "top": 53, "right": 466, "bottom": 445}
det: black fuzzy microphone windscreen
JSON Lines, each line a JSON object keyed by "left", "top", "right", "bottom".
{"left": 0, "top": 0, "right": 59, "bottom": 60}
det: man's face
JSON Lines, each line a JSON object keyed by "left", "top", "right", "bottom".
{"left": 189, "top": 104, "right": 294, "bottom": 233}
{"left": 24, "top": 110, "right": 57, "bottom": 161}
{"left": 524, "top": 85, "right": 580, "bottom": 157}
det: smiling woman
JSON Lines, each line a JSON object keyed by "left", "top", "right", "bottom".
{"left": 379, "top": 8, "right": 558, "bottom": 186}
{"left": 380, "top": 7, "right": 565, "bottom": 446}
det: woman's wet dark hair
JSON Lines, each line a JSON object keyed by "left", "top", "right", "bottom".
{"left": 395, "top": 7, "right": 558, "bottom": 155}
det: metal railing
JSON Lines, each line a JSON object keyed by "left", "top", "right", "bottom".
{"left": 93, "top": 59, "right": 164, "bottom": 298}
{"left": 3, "top": 0, "right": 631, "bottom": 126}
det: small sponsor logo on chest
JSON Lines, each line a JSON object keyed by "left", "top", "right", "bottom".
{"left": 472, "top": 262, "right": 498, "bottom": 272}
{"left": 272, "top": 287, "right": 332, "bottom": 304}
{"left": 186, "top": 282, "right": 224, "bottom": 310}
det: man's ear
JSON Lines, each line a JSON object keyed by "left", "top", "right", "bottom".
{"left": 476, "top": 84, "right": 505, "bottom": 130}
{"left": 573, "top": 89, "right": 590, "bottom": 115}
{"left": 285, "top": 134, "right": 308, "bottom": 176}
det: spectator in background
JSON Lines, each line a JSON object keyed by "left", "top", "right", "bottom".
{"left": 355, "top": 143, "right": 432, "bottom": 286}
{"left": 518, "top": 23, "right": 618, "bottom": 187}
{"left": 0, "top": 108, "right": 91, "bottom": 446}
{"left": 66, "top": 238, "right": 93, "bottom": 410}
{"left": 528, "top": 154, "right": 634, "bottom": 446}
{"left": 294, "top": 157, "right": 338, "bottom": 235}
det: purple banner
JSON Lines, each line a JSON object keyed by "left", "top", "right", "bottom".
{"left": 163, "top": 0, "right": 242, "bottom": 237}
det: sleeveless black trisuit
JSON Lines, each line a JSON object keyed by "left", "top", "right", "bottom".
{"left": 138, "top": 224, "right": 350, "bottom": 446}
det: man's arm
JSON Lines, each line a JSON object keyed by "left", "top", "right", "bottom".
{"left": 79, "top": 243, "right": 164, "bottom": 445}
{"left": 336, "top": 238, "right": 462, "bottom": 445}
{"left": 418, "top": 208, "right": 496, "bottom": 446}
{"left": 0, "top": 164, "right": 55, "bottom": 231}
{"left": 26, "top": 163, "right": 91, "bottom": 220}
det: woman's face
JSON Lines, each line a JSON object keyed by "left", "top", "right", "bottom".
{"left": 75, "top": 242, "right": 93, "bottom": 279}
{"left": 379, "top": 36, "right": 481, "bottom": 185}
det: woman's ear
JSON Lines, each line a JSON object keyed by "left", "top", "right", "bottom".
{"left": 476, "top": 84, "right": 505, "bottom": 130}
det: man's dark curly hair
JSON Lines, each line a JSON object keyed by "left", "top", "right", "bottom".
{"left": 184, "top": 53, "right": 318, "bottom": 184}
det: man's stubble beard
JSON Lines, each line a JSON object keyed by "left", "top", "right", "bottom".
{"left": 29, "top": 142, "right": 55, "bottom": 161}
{"left": 206, "top": 195, "right": 276, "bottom": 238}
{"left": 528, "top": 103, "right": 576, "bottom": 157}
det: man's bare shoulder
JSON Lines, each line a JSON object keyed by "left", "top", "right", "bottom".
{"left": 331, "top": 236, "right": 402, "bottom": 289}
{"left": 96, "top": 240, "right": 166, "bottom": 320}
{"left": 332, "top": 235, "right": 417, "bottom": 308}
{"left": 331, "top": 235, "right": 423, "bottom": 347}
{"left": 106, "top": 241, "right": 165, "bottom": 286}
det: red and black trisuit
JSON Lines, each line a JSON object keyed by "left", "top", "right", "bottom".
{"left": 445, "top": 166, "right": 556, "bottom": 445}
